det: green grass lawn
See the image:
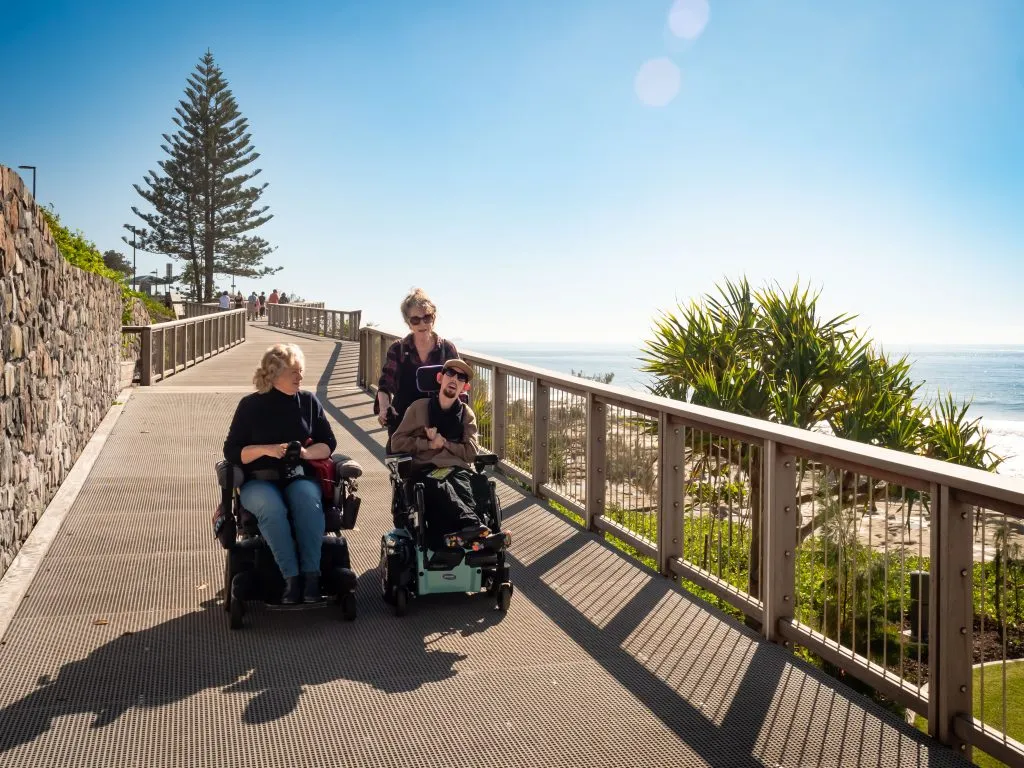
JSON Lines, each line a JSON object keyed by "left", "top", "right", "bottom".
{"left": 971, "top": 661, "right": 1024, "bottom": 768}
{"left": 915, "top": 662, "right": 1024, "bottom": 768}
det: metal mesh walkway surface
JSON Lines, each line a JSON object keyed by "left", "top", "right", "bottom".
{"left": 0, "top": 326, "right": 971, "bottom": 768}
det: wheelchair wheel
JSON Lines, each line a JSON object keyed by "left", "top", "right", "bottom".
{"left": 379, "top": 541, "right": 396, "bottom": 605}
{"left": 339, "top": 592, "right": 357, "bottom": 621}
{"left": 223, "top": 559, "right": 233, "bottom": 612}
{"left": 394, "top": 586, "right": 408, "bottom": 617}
{"left": 496, "top": 582, "right": 513, "bottom": 612}
{"left": 229, "top": 574, "right": 247, "bottom": 629}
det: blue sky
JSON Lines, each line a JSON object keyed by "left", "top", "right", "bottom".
{"left": 3, "top": 0, "right": 1022, "bottom": 343}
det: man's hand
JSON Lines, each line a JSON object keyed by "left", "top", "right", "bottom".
{"left": 429, "top": 433, "right": 446, "bottom": 450}
{"left": 265, "top": 443, "right": 288, "bottom": 459}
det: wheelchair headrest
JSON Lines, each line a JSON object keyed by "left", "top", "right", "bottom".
{"left": 416, "top": 365, "right": 472, "bottom": 402}
{"left": 415, "top": 365, "right": 444, "bottom": 394}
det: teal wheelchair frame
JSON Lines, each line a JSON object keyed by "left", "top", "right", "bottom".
{"left": 379, "top": 452, "right": 512, "bottom": 616}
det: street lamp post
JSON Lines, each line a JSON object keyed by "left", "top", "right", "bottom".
{"left": 128, "top": 226, "right": 140, "bottom": 291}
{"left": 17, "top": 166, "right": 36, "bottom": 199}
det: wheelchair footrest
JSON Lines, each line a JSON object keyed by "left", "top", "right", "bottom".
{"left": 265, "top": 601, "right": 329, "bottom": 611}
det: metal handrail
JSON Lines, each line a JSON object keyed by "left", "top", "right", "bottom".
{"left": 358, "top": 323, "right": 1024, "bottom": 764}
{"left": 266, "top": 303, "right": 361, "bottom": 342}
{"left": 121, "top": 308, "right": 247, "bottom": 385}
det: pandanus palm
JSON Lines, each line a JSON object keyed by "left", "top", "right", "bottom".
{"left": 642, "top": 276, "right": 1001, "bottom": 608}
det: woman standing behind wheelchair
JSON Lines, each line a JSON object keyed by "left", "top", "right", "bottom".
{"left": 223, "top": 343, "right": 337, "bottom": 604}
{"left": 375, "top": 288, "right": 459, "bottom": 452}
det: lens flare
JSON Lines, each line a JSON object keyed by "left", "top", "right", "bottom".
{"left": 634, "top": 57, "right": 681, "bottom": 107}
{"left": 668, "top": 0, "right": 710, "bottom": 41}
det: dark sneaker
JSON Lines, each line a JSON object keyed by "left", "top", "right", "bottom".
{"left": 281, "top": 576, "right": 302, "bottom": 605}
{"left": 302, "top": 572, "right": 323, "bottom": 604}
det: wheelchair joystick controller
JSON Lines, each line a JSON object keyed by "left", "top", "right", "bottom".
{"left": 282, "top": 440, "right": 303, "bottom": 480}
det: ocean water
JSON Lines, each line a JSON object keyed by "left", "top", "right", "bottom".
{"left": 463, "top": 341, "right": 1024, "bottom": 479}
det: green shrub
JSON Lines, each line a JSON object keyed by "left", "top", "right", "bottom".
{"left": 41, "top": 206, "right": 174, "bottom": 325}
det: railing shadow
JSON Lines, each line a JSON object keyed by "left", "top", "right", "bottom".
{"left": 318, "top": 353, "right": 970, "bottom": 767}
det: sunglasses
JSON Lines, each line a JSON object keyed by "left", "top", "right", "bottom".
{"left": 442, "top": 368, "right": 470, "bottom": 383}
{"left": 408, "top": 313, "right": 435, "bottom": 326}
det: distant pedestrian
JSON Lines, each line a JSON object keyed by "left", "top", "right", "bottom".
{"left": 218, "top": 291, "right": 230, "bottom": 311}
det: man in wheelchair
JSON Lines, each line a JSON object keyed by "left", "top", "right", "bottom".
{"left": 389, "top": 358, "right": 492, "bottom": 549}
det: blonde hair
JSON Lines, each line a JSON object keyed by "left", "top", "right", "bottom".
{"left": 400, "top": 288, "right": 437, "bottom": 323}
{"left": 253, "top": 343, "right": 305, "bottom": 393}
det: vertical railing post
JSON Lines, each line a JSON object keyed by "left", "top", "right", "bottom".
{"left": 585, "top": 394, "right": 606, "bottom": 532}
{"left": 156, "top": 328, "right": 165, "bottom": 381}
{"left": 140, "top": 327, "right": 152, "bottom": 386}
{"left": 357, "top": 329, "right": 365, "bottom": 387}
{"left": 657, "top": 413, "right": 685, "bottom": 576}
{"left": 762, "top": 440, "right": 797, "bottom": 643}
{"left": 378, "top": 336, "right": 388, "bottom": 384}
{"left": 493, "top": 369, "right": 507, "bottom": 460}
{"left": 170, "top": 324, "right": 178, "bottom": 372}
{"left": 353, "top": 311, "right": 362, "bottom": 341}
{"left": 531, "top": 380, "right": 550, "bottom": 495}
{"left": 930, "top": 484, "right": 973, "bottom": 758}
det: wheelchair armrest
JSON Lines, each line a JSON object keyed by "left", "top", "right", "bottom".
{"left": 216, "top": 460, "right": 245, "bottom": 489}
{"left": 384, "top": 453, "right": 413, "bottom": 467}
{"left": 331, "top": 454, "right": 363, "bottom": 480}
{"left": 474, "top": 453, "right": 499, "bottom": 469}
{"left": 384, "top": 453, "right": 414, "bottom": 480}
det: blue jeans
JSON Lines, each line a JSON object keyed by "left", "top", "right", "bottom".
{"left": 239, "top": 478, "right": 324, "bottom": 578}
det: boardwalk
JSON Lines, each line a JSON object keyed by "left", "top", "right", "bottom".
{"left": 0, "top": 325, "right": 970, "bottom": 768}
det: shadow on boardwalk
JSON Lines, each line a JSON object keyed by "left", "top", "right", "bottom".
{"left": 0, "top": 577, "right": 505, "bottom": 754}
{"left": 0, "top": 333, "right": 971, "bottom": 767}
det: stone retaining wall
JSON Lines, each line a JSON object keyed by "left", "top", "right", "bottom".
{"left": 0, "top": 166, "right": 122, "bottom": 577}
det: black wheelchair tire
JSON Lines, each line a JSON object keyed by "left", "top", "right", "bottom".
{"left": 394, "top": 587, "right": 408, "bottom": 617}
{"left": 223, "top": 558, "right": 233, "bottom": 612}
{"left": 339, "top": 592, "right": 357, "bottom": 621}
{"left": 229, "top": 574, "right": 247, "bottom": 629}
{"left": 379, "top": 541, "right": 396, "bottom": 604}
{"left": 496, "top": 582, "right": 513, "bottom": 612}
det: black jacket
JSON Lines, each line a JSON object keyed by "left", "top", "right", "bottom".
{"left": 224, "top": 388, "right": 337, "bottom": 479}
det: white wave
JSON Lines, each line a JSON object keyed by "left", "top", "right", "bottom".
{"left": 982, "top": 419, "right": 1024, "bottom": 479}
{"left": 812, "top": 418, "right": 1024, "bottom": 479}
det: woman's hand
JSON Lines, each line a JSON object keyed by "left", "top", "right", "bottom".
{"left": 425, "top": 427, "right": 438, "bottom": 440}
{"left": 376, "top": 394, "right": 392, "bottom": 426}
{"left": 240, "top": 443, "right": 287, "bottom": 464}
{"left": 265, "top": 443, "right": 288, "bottom": 459}
{"left": 429, "top": 433, "right": 446, "bottom": 450}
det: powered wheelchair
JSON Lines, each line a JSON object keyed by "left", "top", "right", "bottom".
{"left": 378, "top": 365, "right": 513, "bottom": 616}
{"left": 214, "top": 442, "right": 363, "bottom": 629}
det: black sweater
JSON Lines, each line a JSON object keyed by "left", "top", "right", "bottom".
{"left": 223, "top": 388, "right": 337, "bottom": 478}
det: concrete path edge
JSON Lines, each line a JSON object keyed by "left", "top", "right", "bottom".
{"left": 0, "top": 386, "right": 135, "bottom": 642}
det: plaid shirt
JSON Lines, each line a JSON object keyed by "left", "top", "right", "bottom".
{"left": 377, "top": 334, "right": 459, "bottom": 396}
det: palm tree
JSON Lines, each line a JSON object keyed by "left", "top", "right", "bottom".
{"left": 642, "top": 276, "right": 1001, "bottom": 609}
